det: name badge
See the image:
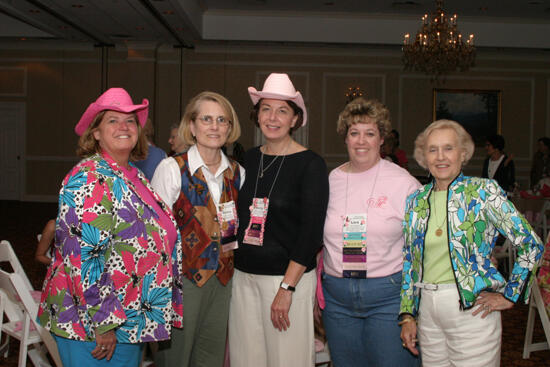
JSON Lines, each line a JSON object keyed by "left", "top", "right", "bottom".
{"left": 243, "top": 197, "right": 269, "bottom": 246}
{"left": 218, "top": 200, "right": 238, "bottom": 252}
{"left": 342, "top": 213, "right": 367, "bottom": 278}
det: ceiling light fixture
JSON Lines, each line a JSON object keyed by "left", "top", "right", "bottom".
{"left": 402, "top": 0, "right": 475, "bottom": 79}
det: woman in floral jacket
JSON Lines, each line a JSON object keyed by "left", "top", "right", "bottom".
{"left": 399, "top": 120, "right": 543, "bottom": 366}
{"left": 38, "top": 88, "right": 183, "bottom": 367}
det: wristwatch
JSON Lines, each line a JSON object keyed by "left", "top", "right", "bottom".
{"left": 280, "top": 281, "right": 296, "bottom": 292}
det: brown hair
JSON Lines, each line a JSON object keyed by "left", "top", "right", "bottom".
{"left": 76, "top": 111, "right": 148, "bottom": 161}
{"left": 336, "top": 98, "right": 391, "bottom": 138}
{"left": 250, "top": 99, "right": 304, "bottom": 135}
{"left": 179, "top": 91, "right": 241, "bottom": 147}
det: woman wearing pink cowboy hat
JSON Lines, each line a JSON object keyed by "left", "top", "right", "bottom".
{"left": 37, "top": 87, "right": 183, "bottom": 367}
{"left": 229, "top": 73, "right": 329, "bottom": 366}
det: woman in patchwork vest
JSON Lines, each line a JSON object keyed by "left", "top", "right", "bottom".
{"left": 152, "top": 91, "right": 244, "bottom": 367}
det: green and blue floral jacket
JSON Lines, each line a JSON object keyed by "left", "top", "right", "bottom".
{"left": 400, "top": 173, "right": 544, "bottom": 316}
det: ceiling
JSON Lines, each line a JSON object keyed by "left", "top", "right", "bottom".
{"left": 0, "top": 0, "right": 549, "bottom": 48}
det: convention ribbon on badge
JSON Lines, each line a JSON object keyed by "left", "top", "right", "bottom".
{"left": 218, "top": 200, "right": 239, "bottom": 252}
{"left": 342, "top": 213, "right": 367, "bottom": 278}
{"left": 243, "top": 197, "right": 269, "bottom": 246}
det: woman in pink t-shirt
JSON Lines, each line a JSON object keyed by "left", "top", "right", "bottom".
{"left": 321, "top": 98, "right": 420, "bottom": 367}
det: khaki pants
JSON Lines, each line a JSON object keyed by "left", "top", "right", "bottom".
{"left": 229, "top": 269, "right": 316, "bottom": 367}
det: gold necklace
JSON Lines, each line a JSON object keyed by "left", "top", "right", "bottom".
{"left": 431, "top": 191, "right": 447, "bottom": 237}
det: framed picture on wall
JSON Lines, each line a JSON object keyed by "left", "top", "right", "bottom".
{"left": 433, "top": 89, "right": 501, "bottom": 146}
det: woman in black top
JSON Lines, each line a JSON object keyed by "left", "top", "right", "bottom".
{"left": 482, "top": 134, "right": 515, "bottom": 192}
{"left": 229, "top": 73, "right": 329, "bottom": 367}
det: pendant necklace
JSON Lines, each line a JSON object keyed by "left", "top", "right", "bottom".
{"left": 432, "top": 189, "right": 447, "bottom": 237}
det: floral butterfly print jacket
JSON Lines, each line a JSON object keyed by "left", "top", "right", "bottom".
{"left": 400, "top": 173, "right": 544, "bottom": 316}
{"left": 38, "top": 153, "right": 183, "bottom": 343}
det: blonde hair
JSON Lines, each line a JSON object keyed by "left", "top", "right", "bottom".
{"left": 413, "top": 119, "right": 475, "bottom": 169}
{"left": 336, "top": 98, "right": 391, "bottom": 138}
{"left": 76, "top": 111, "right": 148, "bottom": 161}
{"left": 179, "top": 91, "right": 241, "bottom": 147}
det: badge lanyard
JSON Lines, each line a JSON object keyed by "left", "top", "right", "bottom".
{"left": 218, "top": 196, "right": 239, "bottom": 252}
{"left": 342, "top": 161, "right": 380, "bottom": 278}
{"left": 207, "top": 165, "right": 239, "bottom": 252}
{"left": 243, "top": 143, "right": 290, "bottom": 246}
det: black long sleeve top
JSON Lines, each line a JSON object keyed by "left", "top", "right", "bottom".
{"left": 235, "top": 147, "right": 329, "bottom": 275}
{"left": 482, "top": 154, "right": 515, "bottom": 192}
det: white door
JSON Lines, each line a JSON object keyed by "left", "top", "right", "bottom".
{"left": 0, "top": 102, "right": 25, "bottom": 200}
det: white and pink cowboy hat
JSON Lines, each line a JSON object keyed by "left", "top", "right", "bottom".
{"left": 75, "top": 87, "right": 149, "bottom": 136}
{"left": 248, "top": 73, "right": 307, "bottom": 126}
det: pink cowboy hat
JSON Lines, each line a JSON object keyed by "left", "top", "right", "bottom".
{"left": 74, "top": 87, "right": 149, "bottom": 136}
{"left": 248, "top": 73, "right": 307, "bottom": 126}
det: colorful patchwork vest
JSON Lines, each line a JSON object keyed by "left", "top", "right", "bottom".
{"left": 173, "top": 152, "right": 240, "bottom": 287}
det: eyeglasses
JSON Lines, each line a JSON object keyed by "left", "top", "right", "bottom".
{"left": 196, "top": 115, "right": 231, "bottom": 127}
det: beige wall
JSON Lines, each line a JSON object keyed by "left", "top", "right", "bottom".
{"left": 0, "top": 42, "right": 548, "bottom": 201}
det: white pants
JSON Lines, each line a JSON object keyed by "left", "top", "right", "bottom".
{"left": 229, "top": 269, "right": 316, "bottom": 367}
{"left": 418, "top": 286, "right": 502, "bottom": 367}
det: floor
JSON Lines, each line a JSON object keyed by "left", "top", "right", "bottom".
{"left": 1, "top": 200, "right": 550, "bottom": 366}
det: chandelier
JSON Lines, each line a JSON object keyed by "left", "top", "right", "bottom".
{"left": 402, "top": 0, "right": 475, "bottom": 77}
{"left": 345, "top": 86, "right": 364, "bottom": 104}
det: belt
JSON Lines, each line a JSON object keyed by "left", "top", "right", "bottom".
{"left": 414, "top": 282, "right": 456, "bottom": 291}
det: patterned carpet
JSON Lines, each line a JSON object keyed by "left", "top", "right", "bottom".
{"left": 1, "top": 200, "right": 550, "bottom": 366}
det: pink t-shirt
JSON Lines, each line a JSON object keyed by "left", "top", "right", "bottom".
{"left": 323, "top": 159, "right": 421, "bottom": 278}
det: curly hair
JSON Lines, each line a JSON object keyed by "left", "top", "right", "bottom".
{"left": 76, "top": 111, "right": 148, "bottom": 161}
{"left": 336, "top": 98, "right": 391, "bottom": 138}
{"left": 413, "top": 119, "right": 475, "bottom": 169}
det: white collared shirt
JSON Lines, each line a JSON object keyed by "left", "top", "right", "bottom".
{"left": 487, "top": 155, "right": 504, "bottom": 179}
{"left": 151, "top": 144, "right": 245, "bottom": 209}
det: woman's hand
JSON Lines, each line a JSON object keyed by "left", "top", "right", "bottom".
{"left": 400, "top": 318, "right": 419, "bottom": 356}
{"left": 270, "top": 288, "right": 293, "bottom": 331}
{"left": 472, "top": 291, "right": 514, "bottom": 318}
{"left": 91, "top": 329, "right": 117, "bottom": 360}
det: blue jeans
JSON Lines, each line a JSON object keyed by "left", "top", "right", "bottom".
{"left": 54, "top": 335, "right": 143, "bottom": 367}
{"left": 322, "top": 272, "right": 420, "bottom": 367}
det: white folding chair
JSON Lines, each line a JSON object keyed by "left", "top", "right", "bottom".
{"left": 523, "top": 231, "right": 550, "bottom": 359}
{"left": 0, "top": 269, "right": 62, "bottom": 366}
{"left": 0, "top": 240, "right": 62, "bottom": 366}
{"left": 522, "top": 282, "right": 550, "bottom": 358}
{"left": 0, "top": 240, "right": 34, "bottom": 292}
{"left": 0, "top": 239, "right": 35, "bottom": 358}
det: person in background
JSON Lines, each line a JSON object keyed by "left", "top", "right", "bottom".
{"left": 321, "top": 98, "right": 420, "bottom": 367}
{"left": 168, "top": 122, "right": 188, "bottom": 156}
{"left": 35, "top": 219, "right": 55, "bottom": 265}
{"left": 530, "top": 137, "right": 550, "bottom": 188}
{"left": 135, "top": 118, "right": 167, "bottom": 181}
{"left": 400, "top": 119, "right": 543, "bottom": 366}
{"left": 482, "top": 134, "right": 515, "bottom": 192}
{"left": 152, "top": 91, "right": 244, "bottom": 367}
{"left": 230, "top": 73, "right": 329, "bottom": 367}
{"left": 381, "top": 135, "right": 399, "bottom": 165}
{"left": 37, "top": 87, "right": 183, "bottom": 367}
{"left": 389, "top": 129, "right": 408, "bottom": 169}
